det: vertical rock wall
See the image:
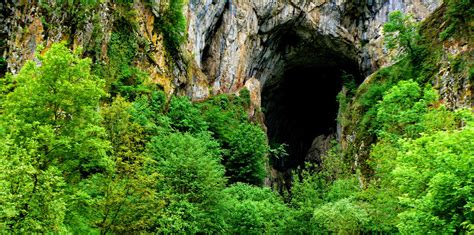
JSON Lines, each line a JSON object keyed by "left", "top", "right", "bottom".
{"left": 186, "top": 0, "right": 442, "bottom": 98}
{"left": 2, "top": 0, "right": 444, "bottom": 99}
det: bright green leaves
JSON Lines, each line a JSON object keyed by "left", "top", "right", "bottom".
{"left": 59, "top": 95, "right": 160, "bottom": 234}
{"left": 219, "top": 183, "right": 290, "bottom": 233}
{"left": 369, "top": 79, "right": 474, "bottom": 233}
{"left": 147, "top": 132, "right": 225, "bottom": 233}
{"left": 375, "top": 80, "right": 437, "bottom": 139}
{"left": 105, "top": 31, "right": 150, "bottom": 100}
{"left": 198, "top": 94, "right": 268, "bottom": 185}
{"left": 168, "top": 95, "right": 208, "bottom": 133}
{"left": 312, "top": 198, "right": 370, "bottom": 233}
{"left": 225, "top": 123, "right": 268, "bottom": 185}
{"left": 147, "top": 132, "right": 224, "bottom": 203}
{"left": 2, "top": 42, "right": 110, "bottom": 179}
{"left": 393, "top": 122, "right": 474, "bottom": 233}
{"left": 384, "top": 11, "right": 421, "bottom": 60}
{"left": 0, "top": 42, "right": 111, "bottom": 232}
{"left": 0, "top": 137, "right": 66, "bottom": 232}
{"left": 127, "top": 89, "right": 269, "bottom": 187}
{"left": 440, "top": 0, "right": 474, "bottom": 40}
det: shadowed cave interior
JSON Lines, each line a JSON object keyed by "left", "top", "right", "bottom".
{"left": 262, "top": 59, "right": 362, "bottom": 173}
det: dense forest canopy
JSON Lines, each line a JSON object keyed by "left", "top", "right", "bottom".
{"left": 0, "top": 0, "right": 473, "bottom": 233}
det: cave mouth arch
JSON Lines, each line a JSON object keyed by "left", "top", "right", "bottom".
{"left": 261, "top": 28, "right": 363, "bottom": 173}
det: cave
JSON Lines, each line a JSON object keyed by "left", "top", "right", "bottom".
{"left": 261, "top": 30, "right": 363, "bottom": 174}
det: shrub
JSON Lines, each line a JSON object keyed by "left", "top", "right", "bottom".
{"left": 225, "top": 123, "right": 268, "bottom": 185}
{"left": 384, "top": 11, "right": 423, "bottom": 63}
{"left": 146, "top": 132, "right": 226, "bottom": 233}
{"left": 440, "top": 0, "right": 474, "bottom": 40}
{"left": 199, "top": 94, "right": 269, "bottom": 185}
{"left": 168, "top": 95, "right": 208, "bottom": 133}
{"left": 0, "top": 42, "right": 110, "bottom": 232}
{"left": 375, "top": 80, "right": 437, "bottom": 139}
{"left": 312, "top": 199, "right": 370, "bottom": 233}
{"left": 393, "top": 118, "right": 474, "bottom": 233}
{"left": 219, "top": 183, "right": 290, "bottom": 233}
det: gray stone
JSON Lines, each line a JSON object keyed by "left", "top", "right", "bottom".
{"left": 186, "top": 0, "right": 442, "bottom": 98}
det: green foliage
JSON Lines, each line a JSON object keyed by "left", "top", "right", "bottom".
{"left": 157, "top": 0, "right": 187, "bottom": 54}
{"left": 337, "top": 74, "right": 358, "bottom": 127}
{"left": 2, "top": 3, "right": 472, "bottom": 231}
{"left": 97, "top": 30, "right": 150, "bottom": 100}
{"left": 440, "top": 0, "right": 474, "bottom": 40}
{"left": 393, "top": 120, "right": 474, "bottom": 233}
{"left": 86, "top": 96, "right": 158, "bottom": 233}
{"left": 146, "top": 132, "right": 226, "bottom": 233}
{"left": 126, "top": 90, "right": 268, "bottom": 187}
{"left": 198, "top": 94, "right": 268, "bottom": 185}
{"left": 367, "top": 82, "right": 474, "bottom": 233}
{"left": 225, "top": 123, "right": 268, "bottom": 185}
{"left": 375, "top": 80, "right": 437, "bottom": 139}
{"left": 268, "top": 143, "right": 289, "bottom": 162}
{"left": 287, "top": 169, "right": 326, "bottom": 233}
{"left": 1, "top": 42, "right": 110, "bottom": 180}
{"left": 39, "top": 0, "right": 102, "bottom": 50}
{"left": 168, "top": 95, "right": 208, "bottom": 133}
{"left": 219, "top": 183, "right": 290, "bottom": 233}
{"left": 0, "top": 138, "right": 66, "bottom": 232}
{"left": 130, "top": 90, "right": 171, "bottom": 136}
{"left": 0, "top": 56, "right": 6, "bottom": 77}
{"left": 0, "top": 42, "right": 110, "bottom": 232}
{"left": 313, "top": 198, "right": 370, "bottom": 233}
{"left": 384, "top": 11, "right": 423, "bottom": 62}
{"left": 238, "top": 87, "right": 252, "bottom": 108}
{"left": 359, "top": 180, "right": 401, "bottom": 232}
{"left": 198, "top": 94, "right": 247, "bottom": 140}
{"left": 287, "top": 161, "right": 381, "bottom": 234}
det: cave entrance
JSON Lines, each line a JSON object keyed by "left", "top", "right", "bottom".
{"left": 261, "top": 31, "right": 363, "bottom": 177}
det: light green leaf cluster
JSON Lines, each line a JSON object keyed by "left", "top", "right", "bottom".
{"left": 0, "top": 42, "right": 109, "bottom": 231}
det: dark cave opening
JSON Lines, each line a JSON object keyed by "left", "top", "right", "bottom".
{"left": 262, "top": 62, "right": 362, "bottom": 172}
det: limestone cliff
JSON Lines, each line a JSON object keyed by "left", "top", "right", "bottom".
{"left": 187, "top": 0, "right": 442, "bottom": 98}
{"left": 2, "top": 0, "right": 445, "bottom": 97}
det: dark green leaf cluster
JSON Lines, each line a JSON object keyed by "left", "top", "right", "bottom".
{"left": 156, "top": 0, "right": 187, "bottom": 54}
{"left": 440, "top": 0, "right": 474, "bottom": 40}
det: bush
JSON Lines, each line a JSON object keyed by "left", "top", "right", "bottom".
{"left": 384, "top": 11, "right": 423, "bottom": 63}
{"left": 375, "top": 80, "right": 437, "bottom": 139}
{"left": 99, "top": 31, "right": 150, "bottom": 99}
{"left": 312, "top": 199, "right": 370, "bottom": 233}
{"left": 0, "top": 42, "right": 110, "bottom": 232}
{"left": 146, "top": 132, "right": 226, "bottom": 233}
{"left": 168, "top": 95, "right": 208, "bottom": 133}
{"left": 199, "top": 94, "right": 269, "bottom": 185}
{"left": 440, "top": 0, "right": 474, "bottom": 40}
{"left": 219, "top": 183, "right": 290, "bottom": 233}
{"left": 393, "top": 118, "right": 474, "bottom": 233}
{"left": 225, "top": 123, "right": 268, "bottom": 185}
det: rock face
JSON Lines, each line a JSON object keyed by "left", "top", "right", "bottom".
{"left": 306, "top": 133, "right": 334, "bottom": 167}
{"left": 2, "top": 0, "right": 443, "bottom": 97}
{"left": 186, "top": 0, "right": 442, "bottom": 98}
{"left": 0, "top": 1, "right": 180, "bottom": 95}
